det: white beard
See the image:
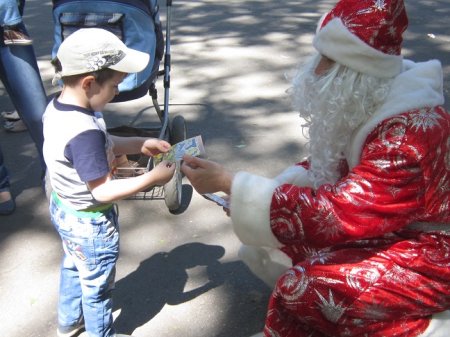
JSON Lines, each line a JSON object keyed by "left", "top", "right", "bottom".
{"left": 289, "top": 54, "right": 392, "bottom": 187}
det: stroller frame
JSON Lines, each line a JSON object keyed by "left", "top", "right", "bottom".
{"left": 52, "top": 0, "right": 187, "bottom": 212}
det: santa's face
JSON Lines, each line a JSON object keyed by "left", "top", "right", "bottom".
{"left": 314, "top": 55, "right": 335, "bottom": 76}
{"left": 289, "top": 53, "right": 391, "bottom": 186}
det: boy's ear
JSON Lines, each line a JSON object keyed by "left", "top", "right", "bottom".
{"left": 81, "top": 75, "right": 96, "bottom": 91}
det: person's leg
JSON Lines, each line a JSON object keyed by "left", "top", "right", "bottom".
{"left": 80, "top": 253, "right": 117, "bottom": 337}
{"left": 0, "top": 144, "right": 15, "bottom": 215}
{"left": 238, "top": 244, "right": 292, "bottom": 288}
{"left": 0, "top": 27, "right": 47, "bottom": 170}
{"left": 0, "top": 0, "right": 23, "bottom": 26}
{"left": 51, "top": 199, "right": 120, "bottom": 337}
{"left": 58, "top": 254, "right": 83, "bottom": 326}
{"left": 0, "top": 0, "right": 32, "bottom": 46}
{"left": 78, "top": 209, "right": 119, "bottom": 337}
{"left": 264, "top": 245, "right": 449, "bottom": 337}
{"left": 50, "top": 197, "right": 84, "bottom": 333}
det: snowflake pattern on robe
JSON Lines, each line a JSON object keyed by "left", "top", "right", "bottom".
{"left": 266, "top": 106, "right": 450, "bottom": 336}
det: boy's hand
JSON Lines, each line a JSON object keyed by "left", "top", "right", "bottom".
{"left": 150, "top": 160, "right": 176, "bottom": 185}
{"left": 141, "top": 139, "right": 171, "bottom": 157}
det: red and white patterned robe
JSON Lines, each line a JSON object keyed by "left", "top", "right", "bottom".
{"left": 230, "top": 60, "right": 450, "bottom": 337}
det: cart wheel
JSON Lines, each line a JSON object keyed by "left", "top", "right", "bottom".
{"left": 164, "top": 115, "right": 187, "bottom": 212}
{"left": 169, "top": 115, "right": 187, "bottom": 145}
{"left": 164, "top": 160, "right": 182, "bottom": 211}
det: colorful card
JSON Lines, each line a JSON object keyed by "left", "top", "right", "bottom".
{"left": 153, "top": 135, "right": 205, "bottom": 165}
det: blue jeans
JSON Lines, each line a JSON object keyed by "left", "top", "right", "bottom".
{"left": 50, "top": 196, "right": 120, "bottom": 337}
{"left": 0, "top": 0, "right": 22, "bottom": 26}
{"left": 0, "top": 0, "right": 47, "bottom": 170}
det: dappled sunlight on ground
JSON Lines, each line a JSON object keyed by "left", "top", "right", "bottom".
{"left": 1, "top": 1, "right": 449, "bottom": 336}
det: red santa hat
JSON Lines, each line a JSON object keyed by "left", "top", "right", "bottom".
{"left": 313, "top": 0, "right": 408, "bottom": 78}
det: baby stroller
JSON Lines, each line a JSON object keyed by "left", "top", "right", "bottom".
{"left": 51, "top": 0, "right": 187, "bottom": 212}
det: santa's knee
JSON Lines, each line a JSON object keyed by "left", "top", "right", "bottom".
{"left": 418, "top": 310, "right": 450, "bottom": 337}
{"left": 238, "top": 245, "right": 292, "bottom": 288}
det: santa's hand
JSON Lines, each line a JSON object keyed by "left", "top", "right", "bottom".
{"left": 181, "top": 155, "right": 233, "bottom": 195}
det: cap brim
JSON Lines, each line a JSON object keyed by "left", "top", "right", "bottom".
{"left": 109, "top": 47, "right": 150, "bottom": 74}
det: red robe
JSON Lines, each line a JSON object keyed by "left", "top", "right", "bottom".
{"left": 230, "top": 60, "right": 450, "bottom": 336}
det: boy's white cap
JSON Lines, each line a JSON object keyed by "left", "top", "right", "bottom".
{"left": 56, "top": 28, "right": 149, "bottom": 77}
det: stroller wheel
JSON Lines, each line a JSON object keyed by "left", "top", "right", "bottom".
{"left": 164, "top": 115, "right": 187, "bottom": 212}
{"left": 164, "top": 160, "right": 183, "bottom": 211}
{"left": 169, "top": 115, "right": 187, "bottom": 145}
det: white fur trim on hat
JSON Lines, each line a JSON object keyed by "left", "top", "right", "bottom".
{"left": 313, "top": 18, "right": 403, "bottom": 78}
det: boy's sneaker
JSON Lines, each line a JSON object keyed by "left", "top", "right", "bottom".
{"left": 56, "top": 319, "right": 85, "bottom": 337}
{"left": 3, "top": 27, "right": 33, "bottom": 45}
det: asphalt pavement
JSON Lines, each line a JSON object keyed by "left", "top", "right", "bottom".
{"left": 1, "top": 1, "right": 449, "bottom": 337}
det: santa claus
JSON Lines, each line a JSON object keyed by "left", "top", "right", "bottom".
{"left": 182, "top": 0, "right": 450, "bottom": 336}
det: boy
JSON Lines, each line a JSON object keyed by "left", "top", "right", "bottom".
{"left": 43, "top": 28, "right": 175, "bottom": 337}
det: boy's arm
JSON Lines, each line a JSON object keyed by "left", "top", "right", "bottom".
{"left": 110, "top": 135, "right": 171, "bottom": 156}
{"left": 87, "top": 161, "right": 175, "bottom": 203}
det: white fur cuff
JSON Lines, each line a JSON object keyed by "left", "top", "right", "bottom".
{"left": 274, "top": 165, "right": 313, "bottom": 187}
{"left": 231, "top": 172, "right": 282, "bottom": 248}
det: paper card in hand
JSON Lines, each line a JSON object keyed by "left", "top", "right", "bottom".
{"left": 153, "top": 135, "right": 205, "bottom": 165}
